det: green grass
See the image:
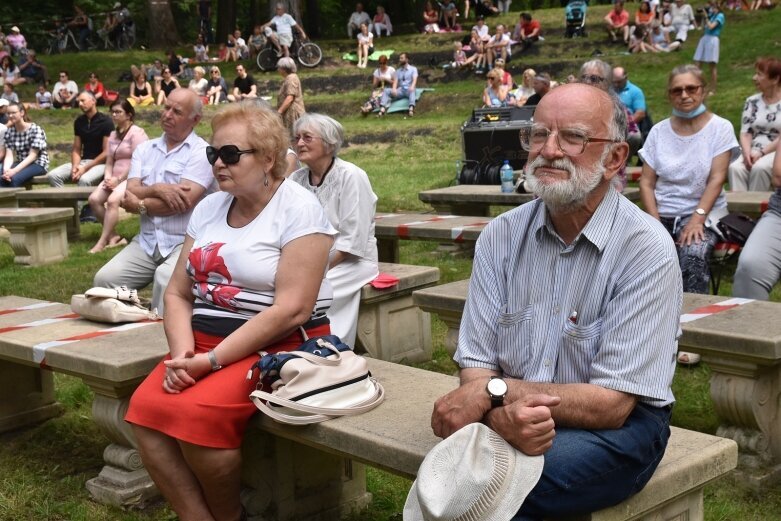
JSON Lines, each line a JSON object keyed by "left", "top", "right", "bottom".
{"left": 2, "top": 5, "right": 781, "bottom": 520}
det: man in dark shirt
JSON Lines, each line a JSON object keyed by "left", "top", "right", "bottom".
{"left": 524, "top": 73, "right": 551, "bottom": 107}
{"left": 228, "top": 64, "right": 257, "bottom": 102}
{"left": 47, "top": 91, "right": 114, "bottom": 187}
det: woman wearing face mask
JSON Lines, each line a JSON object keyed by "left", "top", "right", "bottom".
{"left": 639, "top": 64, "right": 738, "bottom": 298}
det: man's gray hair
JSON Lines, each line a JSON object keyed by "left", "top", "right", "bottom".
{"left": 277, "top": 57, "right": 297, "bottom": 73}
{"left": 580, "top": 59, "right": 613, "bottom": 85}
{"left": 607, "top": 92, "right": 627, "bottom": 142}
{"left": 293, "top": 113, "right": 345, "bottom": 156}
{"left": 79, "top": 90, "right": 96, "bottom": 100}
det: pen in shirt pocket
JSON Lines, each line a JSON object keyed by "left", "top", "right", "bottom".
{"left": 568, "top": 311, "right": 578, "bottom": 324}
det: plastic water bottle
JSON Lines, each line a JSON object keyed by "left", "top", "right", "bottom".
{"left": 500, "top": 160, "right": 514, "bottom": 193}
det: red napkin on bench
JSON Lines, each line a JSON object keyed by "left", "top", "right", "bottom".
{"left": 370, "top": 272, "right": 400, "bottom": 289}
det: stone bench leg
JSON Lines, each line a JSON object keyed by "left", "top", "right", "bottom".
{"left": 588, "top": 486, "right": 704, "bottom": 521}
{"left": 357, "top": 294, "right": 432, "bottom": 363}
{"left": 83, "top": 389, "right": 159, "bottom": 508}
{"left": 0, "top": 361, "right": 62, "bottom": 432}
{"left": 241, "top": 430, "right": 372, "bottom": 520}
{"left": 707, "top": 357, "right": 781, "bottom": 490}
{"left": 377, "top": 238, "right": 399, "bottom": 263}
{"left": 5, "top": 221, "right": 69, "bottom": 266}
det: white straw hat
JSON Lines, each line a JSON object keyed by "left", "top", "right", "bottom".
{"left": 404, "top": 423, "right": 544, "bottom": 521}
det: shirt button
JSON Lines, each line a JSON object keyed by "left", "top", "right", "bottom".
{"left": 553, "top": 306, "right": 560, "bottom": 314}
{"left": 544, "top": 359, "right": 552, "bottom": 367}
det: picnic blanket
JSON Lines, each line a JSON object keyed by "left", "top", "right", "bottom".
{"left": 342, "top": 49, "right": 395, "bottom": 62}
{"left": 373, "top": 88, "right": 435, "bottom": 113}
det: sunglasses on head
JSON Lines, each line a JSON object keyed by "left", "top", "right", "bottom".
{"left": 206, "top": 145, "right": 256, "bottom": 165}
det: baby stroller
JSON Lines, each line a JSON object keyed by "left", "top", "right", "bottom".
{"left": 565, "top": 0, "right": 588, "bottom": 38}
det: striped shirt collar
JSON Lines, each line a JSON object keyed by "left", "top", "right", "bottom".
{"left": 535, "top": 185, "right": 619, "bottom": 253}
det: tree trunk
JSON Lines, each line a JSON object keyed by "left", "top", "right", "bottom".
{"left": 147, "top": 0, "right": 180, "bottom": 48}
{"left": 304, "top": 0, "right": 320, "bottom": 38}
{"left": 216, "top": 0, "right": 237, "bottom": 44}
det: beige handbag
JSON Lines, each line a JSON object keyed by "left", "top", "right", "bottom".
{"left": 249, "top": 330, "right": 384, "bottom": 425}
{"left": 70, "top": 286, "right": 159, "bottom": 323}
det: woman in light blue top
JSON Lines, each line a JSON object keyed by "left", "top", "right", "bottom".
{"left": 693, "top": 2, "right": 725, "bottom": 94}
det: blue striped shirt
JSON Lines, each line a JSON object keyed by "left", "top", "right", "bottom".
{"left": 454, "top": 187, "right": 682, "bottom": 407}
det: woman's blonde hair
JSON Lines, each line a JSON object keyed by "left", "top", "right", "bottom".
{"left": 193, "top": 66, "right": 206, "bottom": 77}
{"left": 211, "top": 102, "right": 289, "bottom": 179}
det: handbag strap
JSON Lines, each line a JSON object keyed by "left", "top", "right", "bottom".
{"left": 250, "top": 378, "right": 385, "bottom": 425}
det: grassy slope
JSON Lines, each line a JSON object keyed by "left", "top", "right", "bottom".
{"left": 1, "top": 5, "right": 780, "bottom": 520}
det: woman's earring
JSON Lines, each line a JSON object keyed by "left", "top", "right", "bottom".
{"left": 264, "top": 174, "right": 269, "bottom": 187}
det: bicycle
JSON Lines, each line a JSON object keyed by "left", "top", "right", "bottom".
{"left": 99, "top": 20, "right": 136, "bottom": 51}
{"left": 256, "top": 34, "right": 322, "bottom": 72}
{"left": 45, "top": 25, "right": 80, "bottom": 55}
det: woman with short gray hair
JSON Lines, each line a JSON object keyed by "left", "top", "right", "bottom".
{"left": 276, "top": 57, "right": 304, "bottom": 136}
{"left": 289, "top": 113, "right": 379, "bottom": 346}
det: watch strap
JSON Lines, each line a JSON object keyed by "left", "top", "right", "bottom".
{"left": 208, "top": 349, "right": 222, "bottom": 371}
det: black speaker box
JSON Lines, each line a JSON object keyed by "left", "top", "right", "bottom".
{"left": 460, "top": 120, "right": 530, "bottom": 183}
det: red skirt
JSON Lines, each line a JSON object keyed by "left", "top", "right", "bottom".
{"left": 125, "top": 324, "right": 330, "bottom": 449}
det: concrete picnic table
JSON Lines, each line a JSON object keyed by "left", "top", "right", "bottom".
{"left": 16, "top": 186, "right": 96, "bottom": 239}
{"left": 418, "top": 184, "right": 640, "bottom": 216}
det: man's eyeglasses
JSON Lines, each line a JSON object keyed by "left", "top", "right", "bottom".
{"left": 519, "top": 124, "right": 619, "bottom": 156}
{"left": 580, "top": 74, "right": 605, "bottom": 85}
{"left": 206, "top": 145, "right": 256, "bottom": 165}
{"left": 668, "top": 85, "right": 702, "bottom": 97}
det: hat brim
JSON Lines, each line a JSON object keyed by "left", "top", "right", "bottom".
{"left": 403, "top": 427, "right": 544, "bottom": 521}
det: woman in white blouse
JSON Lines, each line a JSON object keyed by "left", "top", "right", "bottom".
{"left": 289, "top": 113, "right": 379, "bottom": 346}
{"left": 356, "top": 23, "right": 374, "bottom": 69}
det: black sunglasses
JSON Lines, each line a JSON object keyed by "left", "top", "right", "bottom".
{"left": 206, "top": 145, "right": 256, "bottom": 165}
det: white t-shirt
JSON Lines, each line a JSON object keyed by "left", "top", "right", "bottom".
{"left": 639, "top": 115, "right": 739, "bottom": 217}
{"left": 186, "top": 182, "right": 337, "bottom": 329}
{"left": 372, "top": 65, "right": 395, "bottom": 85}
{"left": 271, "top": 13, "right": 297, "bottom": 37}
{"left": 357, "top": 32, "right": 373, "bottom": 46}
{"left": 289, "top": 157, "right": 378, "bottom": 261}
{"left": 474, "top": 24, "right": 490, "bottom": 41}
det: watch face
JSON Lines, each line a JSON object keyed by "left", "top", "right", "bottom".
{"left": 487, "top": 377, "right": 508, "bottom": 397}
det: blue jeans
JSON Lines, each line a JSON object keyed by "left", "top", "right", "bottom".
{"left": 0, "top": 162, "right": 47, "bottom": 188}
{"left": 512, "top": 402, "right": 672, "bottom": 520}
{"left": 380, "top": 86, "right": 415, "bottom": 109}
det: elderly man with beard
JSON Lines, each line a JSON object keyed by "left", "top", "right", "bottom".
{"left": 430, "top": 84, "right": 682, "bottom": 519}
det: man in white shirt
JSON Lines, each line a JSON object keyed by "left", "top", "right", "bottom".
{"left": 473, "top": 15, "right": 491, "bottom": 42}
{"left": 261, "top": 2, "right": 307, "bottom": 58}
{"left": 670, "top": 0, "right": 697, "bottom": 42}
{"left": 52, "top": 70, "right": 79, "bottom": 109}
{"left": 347, "top": 3, "right": 372, "bottom": 38}
{"left": 233, "top": 30, "right": 249, "bottom": 60}
{"left": 486, "top": 24, "right": 511, "bottom": 68}
{"left": 92, "top": 88, "right": 215, "bottom": 314}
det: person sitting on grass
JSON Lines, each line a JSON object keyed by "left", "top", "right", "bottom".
{"left": 604, "top": 1, "right": 630, "bottom": 44}
{"left": 128, "top": 66, "right": 154, "bottom": 107}
{"left": 84, "top": 72, "right": 108, "bottom": 106}
{"left": 88, "top": 98, "right": 149, "bottom": 253}
{"left": 348, "top": 2, "right": 372, "bottom": 38}
{"left": 513, "top": 12, "right": 541, "bottom": 54}
{"left": 18, "top": 50, "right": 49, "bottom": 86}
{"left": 442, "top": 2, "right": 460, "bottom": 31}
{"left": 423, "top": 1, "right": 441, "bottom": 33}
{"left": 227, "top": 64, "right": 257, "bottom": 102}
{"left": 155, "top": 67, "right": 180, "bottom": 106}
{"left": 35, "top": 84, "right": 52, "bottom": 109}
{"left": 52, "top": 70, "right": 79, "bottom": 109}
{"left": 483, "top": 68, "right": 516, "bottom": 107}
{"left": 377, "top": 52, "right": 418, "bottom": 118}
{"left": 248, "top": 24, "right": 265, "bottom": 60}
{"left": 206, "top": 65, "right": 228, "bottom": 105}
{"left": 469, "top": 27, "right": 488, "bottom": 74}
{"left": 485, "top": 24, "right": 511, "bottom": 69}
{"left": 1, "top": 83, "right": 18, "bottom": 104}
{"left": 373, "top": 6, "right": 393, "bottom": 37}
{"left": 193, "top": 34, "right": 209, "bottom": 62}
{"left": 356, "top": 23, "right": 374, "bottom": 69}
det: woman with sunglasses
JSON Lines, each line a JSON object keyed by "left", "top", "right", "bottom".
{"left": 155, "top": 67, "right": 180, "bottom": 106}
{"left": 638, "top": 65, "right": 738, "bottom": 363}
{"left": 0, "top": 103, "right": 49, "bottom": 188}
{"left": 125, "top": 102, "right": 335, "bottom": 521}
{"left": 289, "top": 113, "right": 378, "bottom": 346}
{"left": 87, "top": 98, "right": 148, "bottom": 253}
{"left": 482, "top": 68, "right": 515, "bottom": 108}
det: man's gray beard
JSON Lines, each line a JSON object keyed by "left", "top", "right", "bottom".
{"left": 524, "top": 148, "right": 609, "bottom": 213}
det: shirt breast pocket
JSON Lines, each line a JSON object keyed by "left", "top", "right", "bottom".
{"left": 139, "top": 165, "right": 154, "bottom": 184}
{"left": 496, "top": 304, "right": 534, "bottom": 369}
{"left": 557, "top": 318, "right": 603, "bottom": 383}
{"left": 163, "top": 160, "right": 187, "bottom": 185}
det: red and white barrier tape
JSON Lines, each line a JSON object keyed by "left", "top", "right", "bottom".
{"left": 679, "top": 297, "right": 754, "bottom": 324}
{"left": 0, "top": 301, "right": 59, "bottom": 316}
{"left": 397, "top": 215, "right": 459, "bottom": 238}
{"left": 451, "top": 221, "right": 490, "bottom": 242}
{"left": 0, "top": 313, "right": 80, "bottom": 334}
{"left": 33, "top": 321, "right": 158, "bottom": 365}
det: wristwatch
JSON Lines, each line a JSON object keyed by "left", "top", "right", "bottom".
{"left": 695, "top": 208, "right": 707, "bottom": 216}
{"left": 486, "top": 376, "right": 508, "bottom": 409}
{"left": 208, "top": 350, "right": 222, "bottom": 372}
{"left": 137, "top": 198, "right": 148, "bottom": 216}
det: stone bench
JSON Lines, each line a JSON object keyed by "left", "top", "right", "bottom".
{"left": 0, "top": 187, "right": 23, "bottom": 208}
{"left": 413, "top": 281, "right": 781, "bottom": 491}
{"left": 0, "top": 207, "right": 73, "bottom": 265}
{"left": 16, "top": 186, "right": 95, "bottom": 239}
{"left": 245, "top": 357, "right": 737, "bottom": 521}
{"left": 0, "top": 272, "right": 438, "bottom": 507}
{"left": 418, "top": 185, "right": 640, "bottom": 217}
{"left": 375, "top": 212, "right": 492, "bottom": 262}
